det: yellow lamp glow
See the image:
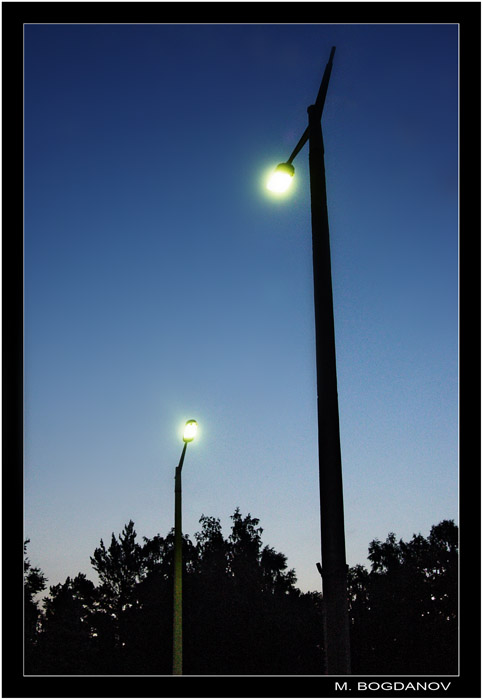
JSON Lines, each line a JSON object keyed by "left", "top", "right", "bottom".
{"left": 183, "top": 419, "right": 198, "bottom": 442}
{"left": 267, "top": 162, "right": 295, "bottom": 193}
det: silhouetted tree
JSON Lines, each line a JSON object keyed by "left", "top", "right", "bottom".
{"left": 90, "top": 520, "right": 145, "bottom": 610}
{"left": 182, "top": 508, "right": 313, "bottom": 674}
{"left": 35, "top": 574, "right": 98, "bottom": 674}
{"left": 348, "top": 520, "right": 458, "bottom": 675}
{"left": 24, "top": 540, "right": 47, "bottom": 672}
{"left": 26, "top": 514, "right": 457, "bottom": 675}
{"left": 89, "top": 520, "right": 146, "bottom": 660}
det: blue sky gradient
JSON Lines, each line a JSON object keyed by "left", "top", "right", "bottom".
{"left": 24, "top": 23, "right": 458, "bottom": 594}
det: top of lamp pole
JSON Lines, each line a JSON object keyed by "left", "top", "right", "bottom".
{"left": 313, "top": 46, "right": 336, "bottom": 116}
{"left": 287, "top": 46, "right": 336, "bottom": 165}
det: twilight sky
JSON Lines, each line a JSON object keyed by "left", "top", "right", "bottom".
{"left": 24, "top": 22, "right": 458, "bottom": 595}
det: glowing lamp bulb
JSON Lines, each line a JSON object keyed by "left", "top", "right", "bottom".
{"left": 183, "top": 419, "right": 198, "bottom": 442}
{"left": 267, "top": 162, "right": 295, "bottom": 193}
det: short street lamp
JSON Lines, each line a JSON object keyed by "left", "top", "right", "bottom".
{"left": 173, "top": 419, "right": 198, "bottom": 676}
{"left": 266, "top": 47, "right": 351, "bottom": 675}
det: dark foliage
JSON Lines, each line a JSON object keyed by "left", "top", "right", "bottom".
{"left": 348, "top": 519, "right": 458, "bottom": 675}
{"left": 25, "top": 509, "right": 324, "bottom": 675}
{"left": 24, "top": 514, "right": 457, "bottom": 675}
{"left": 24, "top": 540, "right": 47, "bottom": 673}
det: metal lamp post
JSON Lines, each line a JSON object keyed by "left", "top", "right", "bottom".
{"left": 173, "top": 419, "right": 198, "bottom": 676}
{"left": 267, "top": 46, "right": 351, "bottom": 675}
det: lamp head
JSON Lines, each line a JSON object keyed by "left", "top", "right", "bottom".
{"left": 266, "top": 162, "right": 295, "bottom": 194}
{"left": 183, "top": 419, "right": 198, "bottom": 443}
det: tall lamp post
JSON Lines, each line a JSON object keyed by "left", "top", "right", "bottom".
{"left": 173, "top": 419, "right": 198, "bottom": 676}
{"left": 267, "top": 47, "right": 351, "bottom": 675}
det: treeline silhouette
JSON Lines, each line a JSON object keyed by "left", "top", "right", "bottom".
{"left": 24, "top": 510, "right": 457, "bottom": 675}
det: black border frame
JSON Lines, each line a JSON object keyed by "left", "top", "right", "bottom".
{"left": 3, "top": 3, "right": 480, "bottom": 697}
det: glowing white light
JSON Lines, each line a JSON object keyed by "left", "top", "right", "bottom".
{"left": 183, "top": 420, "right": 198, "bottom": 442}
{"left": 266, "top": 162, "right": 295, "bottom": 194}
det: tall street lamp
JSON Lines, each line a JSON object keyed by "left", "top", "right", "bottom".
{"left": 173, "top": 418, "right": 198, "bottom": 676}
{"left": 267, "top": 47, "right": 351, "bottom": 675}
